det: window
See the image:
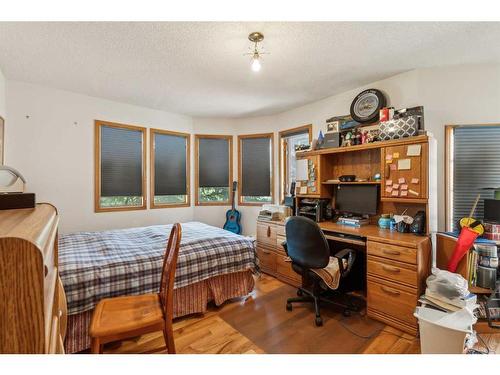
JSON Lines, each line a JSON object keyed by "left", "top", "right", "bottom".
{"left": 150, "top": 128, "right": 190, "bottom": 208}
{"left": 195, "top": 135, "right": 233, "bottom": 205}
{"left": 278, "top": 125, "right": 312, "bottom": 202}
{"left": 94, "top": 120, "right": 147, "bottom": 212}
{"left": 446, "top": 124, "right": 500, "bottom": 231}
{"left": 238, "top": 133, "right": 274, "bottom": 205}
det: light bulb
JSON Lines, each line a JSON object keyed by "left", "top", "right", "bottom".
{"left": 251, "top": 56, "right": 261, "bottom": 72}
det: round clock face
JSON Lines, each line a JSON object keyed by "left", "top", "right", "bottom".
{"left": 350, "top": 89, "right": 386, "bottom": 123}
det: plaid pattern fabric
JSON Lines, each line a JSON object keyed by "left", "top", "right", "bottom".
{"left": 59, "top": 222, "right": 256, "bottom": 315}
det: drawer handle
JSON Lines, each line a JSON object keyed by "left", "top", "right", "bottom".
{"left": 381, "top": 286, "right": 401, "bottom": 296}
{"left": 44, "top": 265, "right": 48, "bottom": 277}
{"left": 382, "top": 265, "right": 401, "bottom": 273}
{"left": 261, "top": 250, "right": 271, "bottom": 255}
{"left": 267, "top": 226, "right": 271, "bottom": 237}
{"left": 383, "top": 249, "right": 401, "bottom": 256}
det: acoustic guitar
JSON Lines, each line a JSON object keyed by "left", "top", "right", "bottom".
{"left": 223, "top": 181, "right": 242, "bottom": 234}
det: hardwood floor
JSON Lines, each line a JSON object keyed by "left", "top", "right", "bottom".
{"left": 104, "top": 274, "right": 499, "bottom": 354}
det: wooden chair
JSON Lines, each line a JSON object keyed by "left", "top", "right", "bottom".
{"left": 89, "top": 223, "right": 182, "bottom": 354}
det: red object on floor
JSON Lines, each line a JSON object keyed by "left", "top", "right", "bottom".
{"left": 447, "top": 227, "right": 480, "bottom": 272}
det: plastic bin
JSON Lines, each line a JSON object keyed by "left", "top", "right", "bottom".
{"left": 414, "top": 307, "right": 473, "bottom": 354}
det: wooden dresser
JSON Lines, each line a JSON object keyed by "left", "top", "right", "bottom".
{"left": 256, "top": 219, "right": 301, "bottom": 287}
{"left": 257, "top": 218, "right": 431, "bottom": 335}
{"left": 0, "top": 203, "right": 67, "bottom": 353}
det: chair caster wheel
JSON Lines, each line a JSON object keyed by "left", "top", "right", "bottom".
{"left": 297, "top": 289, "right": 303, "bottom": 297}
{"left": 315, "top": 317, "right": 323, "bottom": 326}
{"left": 343, "top": 309, "right": 351, "bottom": 317}
{"left": 286, "top": 303, "right": 292, "bottom": 311}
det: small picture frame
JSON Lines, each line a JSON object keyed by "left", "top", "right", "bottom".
{"left": 326, "top": 120, "right": 340, "bottom": 133}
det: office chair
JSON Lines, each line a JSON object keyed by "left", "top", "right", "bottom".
{"left": 283, "top": 216, "right": 358, "bottom": 326}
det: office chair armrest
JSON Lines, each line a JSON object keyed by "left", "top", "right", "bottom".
{"left": 334, "top": 248, "right": 356, "bottom": 277}
{"left": 281, "top": 240, "right": 288, "bottom": 256}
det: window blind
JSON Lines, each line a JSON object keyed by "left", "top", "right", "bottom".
{"left": 241, "top": 136, "right": 271, "bottom": 196}
{"left": 154, "top": 132, "right": 187, "bottom": 196}
{"left": 101, "top": 126, "right": 143, "bottom": 197}
{"left": 198, "top": 138, "right": 230, "bottom": 188}
{"left": 452, "top": 126, "right": 500, "bottom": 230}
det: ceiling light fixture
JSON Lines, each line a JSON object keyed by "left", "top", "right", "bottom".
{"left": 246, "top": 32, "right": 267, "bottom": 72}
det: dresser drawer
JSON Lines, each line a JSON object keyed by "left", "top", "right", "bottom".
{"left": 275, "top": 223, "right": 286, "bottom": 236}
{"left": 276, "top": 254, "right": 301, "bottom": 286}
{"left": 257, "top": 222, "right": 277, "bottom": 248}
{"left": 367, "top": 278, "right": 417, "bottom": 326}
{"left": 367, "top": 241, "right": 417, "bottom": 264}
{"left": 367, "top": 256, "right": 417, "bottom": 287}
{"left": 276, "top": 234, "right": 287, "bottom": 254}
{"left": 256, "top": 247, "right": 277, "bottom": 274}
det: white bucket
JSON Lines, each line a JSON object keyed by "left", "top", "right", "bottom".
{"left": 414, "top": 307, "right": 473, "bottom": 354}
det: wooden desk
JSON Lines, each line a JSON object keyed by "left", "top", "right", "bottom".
{"left": 256, "top": 219, "right": 432, "bottom": 336}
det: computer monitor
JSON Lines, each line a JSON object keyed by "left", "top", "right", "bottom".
{"left": 335, "top": 185, "right": 378, "bottom": 216}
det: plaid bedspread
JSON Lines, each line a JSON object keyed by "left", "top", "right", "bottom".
{"left": 59, "top": 222, "right": 256, "bottom": 315}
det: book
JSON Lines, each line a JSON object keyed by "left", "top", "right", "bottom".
{"left": 425, "top": 289, "right": 477, "bottom": 310}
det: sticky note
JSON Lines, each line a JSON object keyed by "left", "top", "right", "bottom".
{"left": 386, "top": 159, "right": 393, "bottom": 164}
{"left": 385, "top": 187, "right": 393, "bottom": 193}
{"left": 390, "top": 163, "right": 397, "bottom": 171}
{"left": 386, "top": 154, "right": 393, "bottom": 161}
{"left": 411, "top": 178, "right": 419, "bottom": 184}
{"left": 398, "top": 177, "right": 406, "bottom": 184}
{"left": 391, "top": 190, "right": 399, "bottom": 197}
{"left": 401, "top": 184, "right": 408, "bottom": 190}
{"left": 400, "top": 190, "right": 408, "bottom": 197}
{"left": 393, "top": 152, "right": 400, "bottom": 158}
{"left": 409, "top": 189, "right": 419, "bottom": 196}
{"left": 392, "top": 184, "right": 400, "bottom": 190}
{"left": 386, "top": 180, "right": 393, "bottom": 186}
{"left": 407, "top": 144, "right": 422, "bottom": 156}
{"left": 398, "top": 159, "right": 411, "bottom": 170}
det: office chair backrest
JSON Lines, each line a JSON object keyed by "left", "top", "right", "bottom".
{"left": 285, "top": 216, "right": 330, "bottom": 269}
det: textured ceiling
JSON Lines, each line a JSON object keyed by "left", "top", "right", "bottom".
{"left": 0, "top": 22, "right": 499, "bottom": 118}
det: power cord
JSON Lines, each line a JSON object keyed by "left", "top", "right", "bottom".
{"left": 338, "top": 306, "right": 384, "bottom": 340}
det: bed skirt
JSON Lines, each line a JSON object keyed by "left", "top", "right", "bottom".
{"left": 64, "top": 270, "right": 255, "bottom": 353}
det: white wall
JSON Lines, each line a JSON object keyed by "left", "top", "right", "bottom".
{"left": 5, "top": 81, "right": 194, "bottom": 233}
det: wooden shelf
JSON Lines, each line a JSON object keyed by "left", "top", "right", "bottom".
{"left": 470, "top": 286, "right": 494, "bottom": 295}
{"left": 381, "top": 197, "right": 428, "bottom": 204}
{"left": 322, "top": 180, "right": 381, "bottom": 185}
{"left": 297, "top": 135, "right": 429, "bottom": 157}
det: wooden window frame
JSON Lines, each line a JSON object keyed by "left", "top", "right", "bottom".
{"left": 94, "top": 120, "right": 147, "bottom": 213}
{"left": 194, "top": 134, "right": 233, "bottom": 206}
{"left": 445, "top": 122, "right": 500, "bottom": 231}
{"left": 237, "top": 132, "right": 275, "bottom": 206}
{"left": 149, "top": 128, "right": 191, "bottom": 209}
{"left": 278, "top": 124, "right": 312, "bottom": 203}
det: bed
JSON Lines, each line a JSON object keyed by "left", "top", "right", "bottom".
{"left": 58, "top": 221, "right": 256, "bottom": 353}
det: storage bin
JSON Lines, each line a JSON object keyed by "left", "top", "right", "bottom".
{"left": 414, "top": 307, "right": 473, "bottom": 354}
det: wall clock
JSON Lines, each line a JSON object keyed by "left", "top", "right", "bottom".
{"left": 350, "top": 89, "right": 386, "bottom": 123}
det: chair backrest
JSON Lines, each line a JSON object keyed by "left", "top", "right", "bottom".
{"left": 159, "top": 223, "right": 182, "bottom": 320}
{"left": 285, "top": 216, "right": 330, "bottom": 269}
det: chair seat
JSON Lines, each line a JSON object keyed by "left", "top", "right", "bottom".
{"left": 90, "top": 294, "right": 165, "bottom": 338}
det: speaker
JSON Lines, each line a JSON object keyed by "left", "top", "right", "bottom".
{"left": 484, "top": 199, "right": 500, "bottom": 223}
{"left": 0, "top": 193, "right": 36, "bottom": 210}
{"left": 410, "top": 210, "right": 426, "bottom": 235}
